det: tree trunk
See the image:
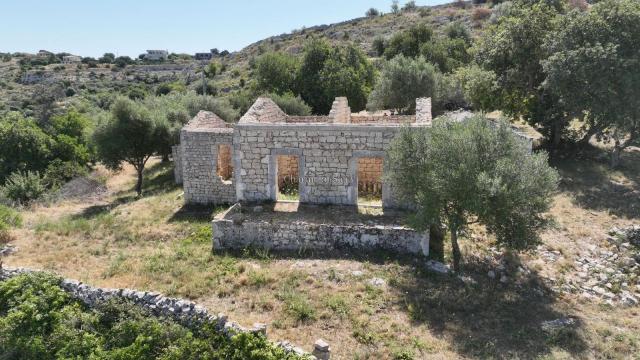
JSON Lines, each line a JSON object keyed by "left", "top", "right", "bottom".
{"left": 577, "top": 125, "right": 599, "bottom": 149}
{"left": 450, "top": 226, "right": 461, "bottom": 273}
{"left": 429, "top": 224, "right": 445, "bottom": 261}
{"left": 610, "top": 141, "right": 622, "bottom": 168}
{"left": 162, "top": 153, "right": 170, "bottom": 163}
{"left": 135, "top": 167, "right": 144, "bottom": 196}
{"left": 550, "top": 121, "right": 562, "bottom": 150}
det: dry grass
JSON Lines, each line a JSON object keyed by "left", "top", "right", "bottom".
{"left": 4, "top": 149, "right": 640, "bottom": 359}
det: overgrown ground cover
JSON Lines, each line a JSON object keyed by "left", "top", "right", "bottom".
{"left": 0, "top": 272, "right": 306, "bottom": 359}
{"left": 3, "top": 148, "right": 640, "bottom": 359}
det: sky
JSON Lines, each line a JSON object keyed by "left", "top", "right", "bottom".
{"left": 0, "top": 0, "right": 447, "bottom": 58}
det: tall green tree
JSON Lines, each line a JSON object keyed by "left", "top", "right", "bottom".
{"left": 296, "top": 39, "right": 332, "bottom": 114}
{"left": 543, "top": 0, "right": 640, "bottom": 166}
{"left": 384, "top": 24, "right": 433, "bottom": 60}
{"left": 297, "top": 40, "right": 375, "bottom": 114}
{"left": 474, "top": 1, "right": 564, "bottom": 147}
{"left": 93, "top": 98, "right": 161, "bottom": 196}
{"left": 0, "top": 113, "right": 54, "bottom": 183}
{"left": 318, "top": 44, "right": 376, "bottom": 112}
{"left": 367, "top": 55, "right": 438, "bottom": 114}
{"left": 387, "top": 115, "right": 558, "bottom": 271}
{"left": 254, "top": 52, "right": 298, "bottom": 95}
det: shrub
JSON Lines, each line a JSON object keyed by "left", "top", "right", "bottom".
{"left": 372, "top": 37, "right": 386, "bottom": 56}
{"left": 267, "top": 93, "right": 312, "bottom": 116}
{"left": 402, "top": 1, "right": 417, "bottom": 11}
{"left": 0, "top": 273, "right": 305, "bottom": 359}
{"left": 0, "top": 205, "right": 22, "bottom": 230}
{"left": 43, "top": 159, "right": 87, "bottom": 189}
{"left": 367, "top": 55, "right": 438, "bottom": 114}
{"left": 366, "top": 7, "right": 380, "bottom": 17}
{"left": 1, "top": 171, "right": 46, "bottom": 204}
{"left": 472, "top": 7, "right": 493, "bottom": 20}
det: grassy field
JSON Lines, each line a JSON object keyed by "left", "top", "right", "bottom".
{"left": 4, "top": 146, "right": 640, "bottom": 359}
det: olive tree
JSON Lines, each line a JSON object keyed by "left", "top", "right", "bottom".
{"left": 387, "top": 115, "right": 559, "bottom": 271}
{"left": 367, "top": 55, "right": 438, "bottom": 114}
{"left": 93, "top": 98, "right": 161, "bottom": 196}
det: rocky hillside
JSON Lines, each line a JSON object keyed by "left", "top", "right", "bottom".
{"left": 0, "top": 1, "right": 490, "bottom": 114}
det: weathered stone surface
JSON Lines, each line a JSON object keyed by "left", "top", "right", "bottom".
{"left": 213, "top": 210, "right": 429, "bottom": 256}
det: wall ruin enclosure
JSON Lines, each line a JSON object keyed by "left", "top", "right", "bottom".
{"left": 177, "top": 96, "right": 435, "bottom": 209}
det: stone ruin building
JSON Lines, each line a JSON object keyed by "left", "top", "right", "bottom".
{"left": 172, "top": 96, "right": 532, "bottom": 256}
{"left": 173, "top": 96, "right": 433, "bottom": 209}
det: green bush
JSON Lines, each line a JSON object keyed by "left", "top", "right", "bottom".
{"left": 267, "top": 93, "right": 312, "bottom": 116}
{"left": 43, "top": 159, "right": 88, "bottom": 188}
{"left": 0, "top": 204, "right": 22, "bottom": 230}
{"left": 0, "top": 273, "right": 308, "bottom": 360}
{"left": 1, "top": 171, "right": 46, "bottom": 204}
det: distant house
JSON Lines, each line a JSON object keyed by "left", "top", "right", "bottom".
{"left": 195, "top": 49, "right": 221, "bottom": 61}
{"left": 195, "top": 52, "right": 213, "bottom": 61}
{"left": 62, "top": 55, "right": 82, "bottom": 64}
{"left": 144, "top": 50, "right": 168, "bottom": 61}
{"left": 37, "top": 50, "right": 53, "bottom": 57}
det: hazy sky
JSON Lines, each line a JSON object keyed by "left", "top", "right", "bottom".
{"left": 1, "top": 0, "right": 447, "bottom": 58}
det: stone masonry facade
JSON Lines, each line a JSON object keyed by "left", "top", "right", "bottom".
{"left": 176, "top": 96, "right": 432, "bottom": 209}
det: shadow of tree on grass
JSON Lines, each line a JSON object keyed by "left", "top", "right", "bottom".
{"left": 389, "top": 255, "right": 588, "bottom": 359}
{"left": 552, "top": 146, "right": 640, "bottom": 219}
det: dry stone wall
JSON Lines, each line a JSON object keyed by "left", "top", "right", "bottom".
{"left": 172, "top": 145, "right": 183, "bottom": 185}
{"left": 213, "top": 206, "right": 429, "bottom": 256}
{"left": 0, "top": 267, "right": 315, "bottom": 357}
{"left": 181, "top": 129, "right": 236, "bottom": 205}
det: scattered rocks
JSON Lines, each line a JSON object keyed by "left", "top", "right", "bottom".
{"left": 541, "top": 317, "right": 575, "bottom": 333}
{"left": 487, "top": 270, "right": 496, "bottom": 279}
{"left": 252, "top": 206, "right": 264, "bottom": 213}
{"left": 351, "top": 270, "right": 364, "bottom": 277}
{"left": 425, "top": 260, "right": 450, "bottom": 274}
{"left": 368, "top": 277, "right": 386, "bottom": 287}
{"left": 540, "top": 226, "right": 640, "bottom": 306}
{"left": 0, "top": 245, "right": 17, "bottom": 256}
{"left": 313, "top": 339, "right": 331, "bottom": 360}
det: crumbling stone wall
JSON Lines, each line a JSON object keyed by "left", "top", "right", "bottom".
{"left": 328, "top": 97, "right": 351, "bottom": 123}
{"left": 234, "top": 123, "right": 405, "bottom": 208}
{"left": 416, "top": 97, "right": 432, "bottom": 125}
{"left": 213, "top": 206, "right": 429, "bottom": 256}
{"left": 181, "top": 129, "right": 236, "bottom": 205}
{"left": 172, "top": 145, "right": 183, "bottom": 185}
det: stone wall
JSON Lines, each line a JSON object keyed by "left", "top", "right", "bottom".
{"left": 233, "top": 123, "right": 409, "bottom": 208}
{"left": 328, "top": 97, "right": 350, "bottom": 123}
{"left": 213, "top": 206, "right": 429, "bottom": 256}
{"left": 181, "top": 128, "right": 236, "bottom": 205}
{"left": 0, "top": 267, "right": 315, "bottom": 358}
{"left": 172, "top": 145, "right": 183, "bottom": 185}
{"left": 416, "top": 97, "right": 432, "bottom": 125}
{"left": 350, "top": 115, "right": 415, "bottom": 125}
